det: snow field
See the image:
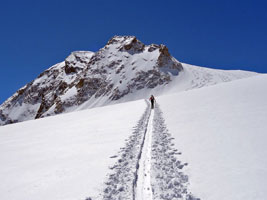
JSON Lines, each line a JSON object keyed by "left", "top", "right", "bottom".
{"left": 158, "top": 74, "right": 267, "bottom": 200}
{"left": 0, "top": 100, "right": 147, "bottom": 200}
{"left": 0, "top": 73, "right": 266, "bottom": 200}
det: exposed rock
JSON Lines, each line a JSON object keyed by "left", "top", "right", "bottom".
{"left": 157, "top": 44, "right": 183, "bottom": 73}
{"left": 59, "top": 81, "right": 68, "bottom": 93}
{"left": 123, "top": 37, "right": 145, "bottom": 52}
{"left": 17, "top": 87, "right": 26, "bottom": 95}
{"left": 0, "top": 110, "right": 7, "bottom": 121}
{"left": 64, "top": 65, "right": 76, "bottom": 74}
{"left": 55, "top": 99, "right": 64, "bottom": 114}
{"left": 76, "top": 79, "right": 84, "bottom": 89}
{"left": 159, "top": 44, "right": 170, "bottom": 57}
{"left": 148, "top": 44, "right": 160, "bottom": 52}
{"left": 35, "top": 99, "right": 48, "bottom": 119}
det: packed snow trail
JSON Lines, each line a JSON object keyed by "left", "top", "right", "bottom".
{"left": 99, "top": 101, "right": 151, "bottom": 200}
{"left": 135, "top": 109, "right": 154, "bottom": 200}
{"left": 89, "top": 101, "right": 199, "bottom": 200}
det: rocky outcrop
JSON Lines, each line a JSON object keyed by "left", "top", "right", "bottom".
{"left": 157, "top": 44, "right": 183, "bottom": 72}
{"left": 122, "top": 36, "right": 145, "bottom": 52}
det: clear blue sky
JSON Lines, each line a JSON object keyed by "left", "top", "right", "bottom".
{"left": 0, "top": 0, "right": 266, "bottom": 104}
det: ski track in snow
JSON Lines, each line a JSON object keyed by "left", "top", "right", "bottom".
{"left": 86, "top": 101, "right": 199, "bottom": 200}
{"left": 94, "top": 101, "right": 151, "bottom": 200}
{"left": 135, "top": 109, "right": 154, "bottom": 200}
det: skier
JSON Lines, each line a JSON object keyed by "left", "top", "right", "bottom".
{"left": 149, "top": 95, "right": 155, "bottom": 109}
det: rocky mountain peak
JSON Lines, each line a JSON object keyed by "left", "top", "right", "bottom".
{"left": 107, "top": 35, "right": 137, "bottom": 45}
{"left": 0, "top": 36, "right": 184, "bottom": 126}
{"left": 121, "top": 37, "right": 145, "bottom": 52}
{"left": 106, "top": 36, "right": 145, "bottom": 54}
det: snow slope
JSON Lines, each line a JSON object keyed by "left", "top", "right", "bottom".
{"left": 100, "top": 63, "right": 257, "bottom": 105}
{"left": 158, "top": 74, "right": 267, "bottom": 200}
{"left": 0, "top": 73, "right": 266, "bottom": 200}
{"left": 0, "top": 100, "right": 146, "bottom": 200}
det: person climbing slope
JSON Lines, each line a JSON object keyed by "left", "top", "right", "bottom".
{"left": 149, "top": 95, "right": 155, "bottom": 109}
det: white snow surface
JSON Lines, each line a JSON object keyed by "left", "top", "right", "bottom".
{"left": 158, "top": 74, "right": 267, "bottom": 200}
{"left": 0, "top": 72, "right": 266, "bottom": 199}
{"left": 0, "top": 100, "right": 146, "bottom": 200}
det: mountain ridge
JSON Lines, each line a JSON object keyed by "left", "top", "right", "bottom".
{"left": 0, "top": 36, "right": 258, "bottom": 126}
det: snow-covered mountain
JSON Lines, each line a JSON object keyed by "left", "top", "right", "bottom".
{"left": 0, "top": 74, "right": 266, "bottom": 200}
{"left": 0, "top": 36, "right": 257, "bottom": 126}
{"left": 0, "top": 35, "right": 266, "bottom": 200}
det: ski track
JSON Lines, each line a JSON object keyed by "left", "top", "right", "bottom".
{"left": 135, "top": 109, "right": 154, "bottom": 200}
{"left": 86, "top": 102, "right": 199, "bottom": 200}
{"left": 93, "top": 101, "right": 151, "bottom": 200}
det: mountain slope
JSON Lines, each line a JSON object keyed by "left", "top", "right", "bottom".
{"left": 0, "top": 36, "right": 257, "bottom": 126}
{"left": 0, "top": 74, "right": 266, "bottom": 200}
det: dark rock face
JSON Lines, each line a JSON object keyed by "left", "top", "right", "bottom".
{"left": 0, "top": 36, "right": 184, "bottom": 126}
{"left": 159, "top": 44, "right": 170, "bottom": 57}
{"left": 122, "top": 37, "right": 145, "bottom": 52}
{"left": 0, "top": 110, "right": 7, "bottom": 121}
{"left": 64, "top": 65, "right": 76, "bottom": 74}
{"left": 157, "top": 44, "right": 183, "bottom": 72}
{"left": 148, "top": 44, "right": 160, "bottom": 52}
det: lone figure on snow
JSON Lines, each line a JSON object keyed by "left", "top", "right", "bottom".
{"left": 150, "top": 95, "right": 155, "bottom": 109}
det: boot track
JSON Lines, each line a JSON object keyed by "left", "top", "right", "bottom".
{"left": 86, "top": 101, "right": 199, "bottom": 200}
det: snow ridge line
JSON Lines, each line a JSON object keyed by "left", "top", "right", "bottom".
{"left": 151, "top": 105, "right": 200, "bottom": 200}
{"left": 92, "top": 101, "right": 151, "bottom": 200}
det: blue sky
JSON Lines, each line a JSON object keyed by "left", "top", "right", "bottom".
{"left": 0, "top": 0, "right": 266, "bottom": 104}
